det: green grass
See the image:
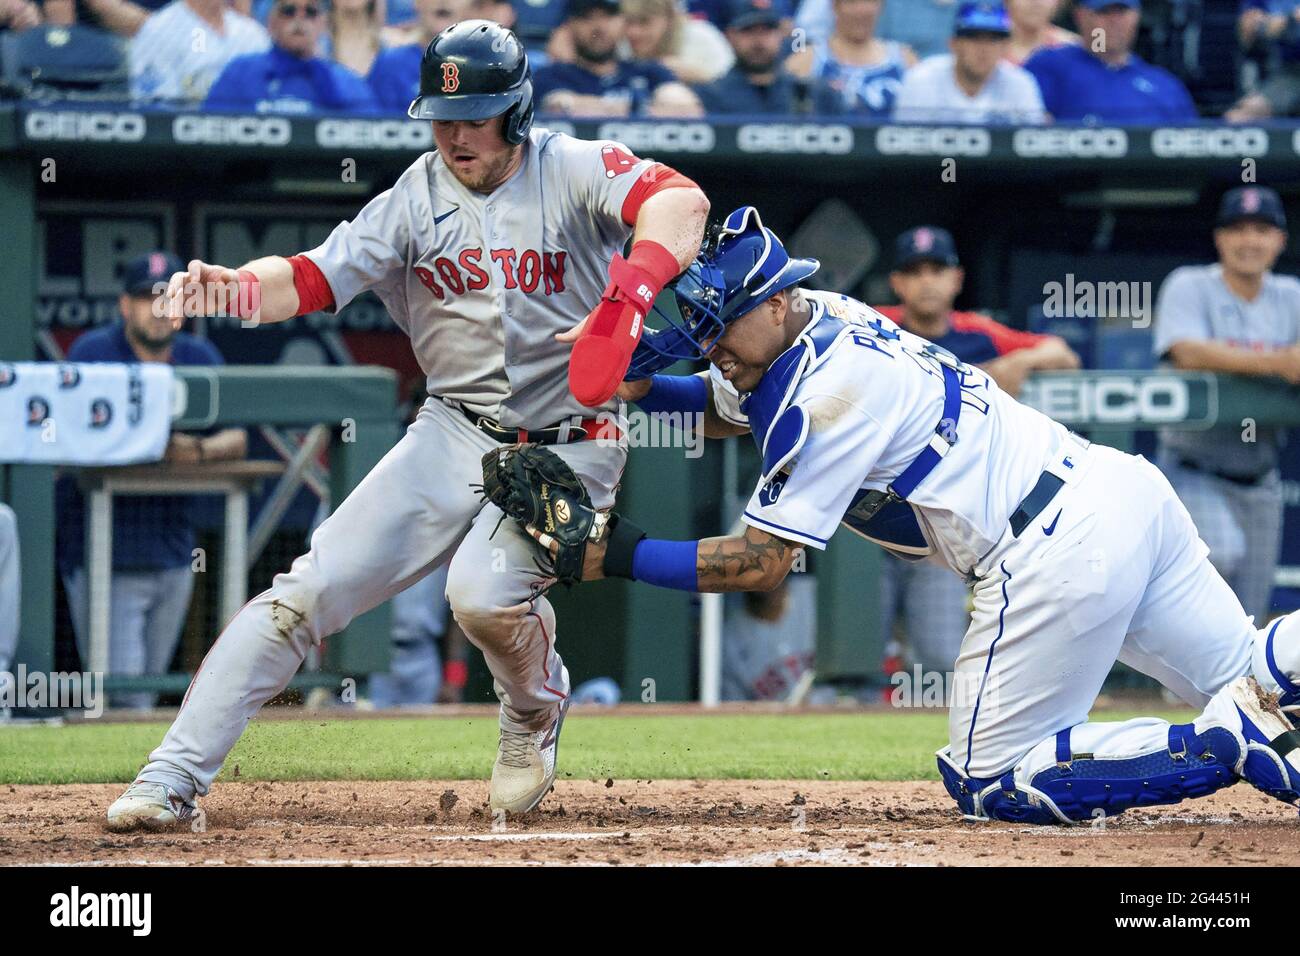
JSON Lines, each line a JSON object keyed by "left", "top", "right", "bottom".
{"left": 0, "top": 708, "right": 1197, "bottom": 786}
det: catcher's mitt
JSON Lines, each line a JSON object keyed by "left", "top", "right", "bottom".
{"left": 478, "top": 444, "right": 607, "bottom": 586}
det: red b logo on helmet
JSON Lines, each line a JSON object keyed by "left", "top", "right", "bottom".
{"left": 441, "top": 62, "right": 460, "bottom": 93}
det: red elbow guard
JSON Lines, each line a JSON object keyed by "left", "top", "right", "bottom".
{"left": 568, "top": 240, "right": 681, "bottom": 407}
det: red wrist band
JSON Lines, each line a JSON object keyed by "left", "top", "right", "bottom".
{"left": 288, "top": 254, "right": 335, "bottom": 315}
{"left": 442, "top": 660, "right": 468, "bottom": 689}
{"left": 235, "top": 269, "right": 261, "bottom": 320}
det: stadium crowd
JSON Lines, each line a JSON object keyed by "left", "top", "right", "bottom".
{"left": 0, "top": 0, "right": 1295, "bottom": 122}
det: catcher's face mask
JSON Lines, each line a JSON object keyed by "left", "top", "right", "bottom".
{"left": 626, "top": 206, "right": 820, "bottom": 380}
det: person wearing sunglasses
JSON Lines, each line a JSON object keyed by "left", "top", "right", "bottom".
{"left": 205, "top": 0, "right": 380, "bottom": 112}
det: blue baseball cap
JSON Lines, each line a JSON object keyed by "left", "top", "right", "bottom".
{"left": 893, "top": 226, "right": 960, "bottom": 270}
{"left": 726, "top": 0, "right": 787, "bottom": 30}
{"left": 1078, "top": 0, "right": 1140, "bottom": 10}
{"left": 122, "top": 251, "right": 184, "bottom": 296}
{"left": 1218, "top": 186, "right": 1287, "bottom": 230}
{"left": 953, "top": 1, "right": 1011, "bottom": 37}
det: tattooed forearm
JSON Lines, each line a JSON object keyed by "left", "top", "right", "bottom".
{"left": 696, "top": 526, "right": 802, "bottom": 592}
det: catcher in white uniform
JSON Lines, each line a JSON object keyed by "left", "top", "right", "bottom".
{"left": 522, "top": 206, "right": 1300, "bottom": 825}
{"left": 105, "top": 20, "right": 709, "bottom": 830}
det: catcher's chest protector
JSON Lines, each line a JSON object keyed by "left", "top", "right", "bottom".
{"left": 740, "top": 309, "right": 963, "bottom": 559}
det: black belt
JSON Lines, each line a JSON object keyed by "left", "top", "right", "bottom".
{"left": 1178, "top": 458, "right": 1270, "bottom": 488}
{"left": 449, "top": 401, "right": 617, "bottom": 446}
{"left": 1009, "top": 472, "right": 1065, "bottom": 538}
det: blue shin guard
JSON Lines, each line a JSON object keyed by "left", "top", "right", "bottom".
{"left": 937, "top": 723, "right": 1242, "bottom": 825}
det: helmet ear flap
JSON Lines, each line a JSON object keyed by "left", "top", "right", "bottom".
{"left": 504, "top": 79, "right": 534, "bottom": 145}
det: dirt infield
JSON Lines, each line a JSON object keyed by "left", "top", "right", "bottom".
{"left": 4, "top": 779, "right": 1298, "bottom": 866}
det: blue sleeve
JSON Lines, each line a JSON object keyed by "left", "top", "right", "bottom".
{"left": 368, "top": 53, "right": 410, "bottom": 112}
{"left": 1167, "top": 76, "right": 1199, "bottom": 120}
{"left": 811, "top": 78, "right": 844, "bottom": 116}
{"left": 645, "top": 61, "right": 677, "bottom": 89}
{"left": 531, "top": 65, "right": 562, "bottom": 103}
{"left": 205, "top": 58, "right": 252, "bottom": 110}
{"left": 335, "top": 66, "right": 381, "bottom": 114}
{"left": 1021, "top": 50, "right": 1058, "bottom": 117}
{"left": 201, "top": 340, "right": 225, "bottom": 365}
{"left": 179, "top": 337, "right": 225, "bottom": 366}
{"left": 66, "top": 331, "right": 103, "bottom": 361}
{"left": 693, "top": 80, "right": 724, "bottom": 113}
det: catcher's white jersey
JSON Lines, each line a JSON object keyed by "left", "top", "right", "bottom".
{"left": 711, "top": 288, "right": 1271, "bottom": 785}
{"left": 714, "top": 290, "right": 1069, "bottom": 575}
{"left": 305, "top": 126, "right": 653, "bottom": 427}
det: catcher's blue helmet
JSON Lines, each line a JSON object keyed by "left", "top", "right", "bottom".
{"left": 627, "top": 206, "right": 819, "bottom": 379}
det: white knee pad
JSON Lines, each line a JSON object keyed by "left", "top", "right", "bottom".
{"left": 1254, "top": 611, "right": 1300, "bottom": 710}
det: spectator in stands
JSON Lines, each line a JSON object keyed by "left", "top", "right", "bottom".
{"left": 0, "top": 0, "right": 41, "bottom": 31}
{"left": 893, "top": 1, "right": 1047, "bottom": 124}
{"left": 785, "top": 0, "right": 915, "bottom": 119}
{"left": 533, "top": 0, "right": 703, "bottom": 116}
{"left": 130, "top": 0, "right": 270, "bottom": 103}
{"left": 795, "top": 0, "right": 952, "bottom": 60}
{"left": 1004, "top": 0, "right": 1076, "bottom": 64}
{"left": 327, "top": 0, "right": 384, "bottom": 77}
{"left": 621, "top": 0, "right": 733, "bottom": 84}
{"left": 871, "top": 226, "right": 1079, "bottom": 676}
{"left": 57, "top": 251, "right": 248, "bottom": 709}
{"left": 0, "top": 504, "right": 18, "bottom": 721}
{"left": 1022, "top": 0, "right": 1197, "bottom": 123}
{"left": 722, "top": 575, "right": 816, "bottom": 702}
{"left": 695, "top": 0, "right": 842, "bottom": 113}
{"left": 1226, "top": 0, "right": 1300, "bottom": 120}
{"left": 205, "top": 0, "right": 380, "bottom": 113}
{"left": 1153, "top": 187, "right": 1300, "bottom": 622}
{"left": 369, "top": 0, "right": 465, "bottom": 112}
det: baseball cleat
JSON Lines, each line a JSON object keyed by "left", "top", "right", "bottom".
{"left": 1208, "top": 677, "right": 1300, "bottom": 808}
{"left": 105, "top": 781, "right": 197, "bottom": 832}
{"left": 489, "top": 700, "right": 569, "bottom": 814}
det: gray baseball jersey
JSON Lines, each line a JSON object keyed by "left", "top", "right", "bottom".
{"left": 1153, "top": 263, "right": 1300, "bottom": 475}
{"left": 304, "top": 126, "right": 654, "bottom": 427}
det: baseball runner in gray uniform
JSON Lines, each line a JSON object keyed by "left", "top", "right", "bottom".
{"left": 1154, "top": 186, "right": 1300, "bottom": 624}
{"left": 105, "top": 19, "right": 709, "bottom": 830}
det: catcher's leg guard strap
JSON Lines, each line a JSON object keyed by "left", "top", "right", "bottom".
{"left": 937, "top": 721, "right": 1242, "bottom": 825}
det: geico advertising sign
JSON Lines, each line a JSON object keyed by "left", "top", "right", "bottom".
{"left": 1021, "top": 374, "right": 1210, "bottom": 427}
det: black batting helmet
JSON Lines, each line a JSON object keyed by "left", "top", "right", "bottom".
{"left": 408, "top": 19, "right": 535, "bottom": 146}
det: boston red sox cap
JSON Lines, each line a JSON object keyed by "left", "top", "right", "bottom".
{"left": 122, "top": 250, "right": 184, "bottom": 296}
{"left": 1217, "top": 186, "right": 1287, "bottom": 230}
{"left": 894, "top": 226, "right": 960, "bottom": 270}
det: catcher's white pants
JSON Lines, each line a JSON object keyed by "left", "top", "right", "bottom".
{"left": 949, "top": 443, "right": 1273, "bottom": 781}
{"left": 139, "top": 398, "right": 625, "bottom": 798}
